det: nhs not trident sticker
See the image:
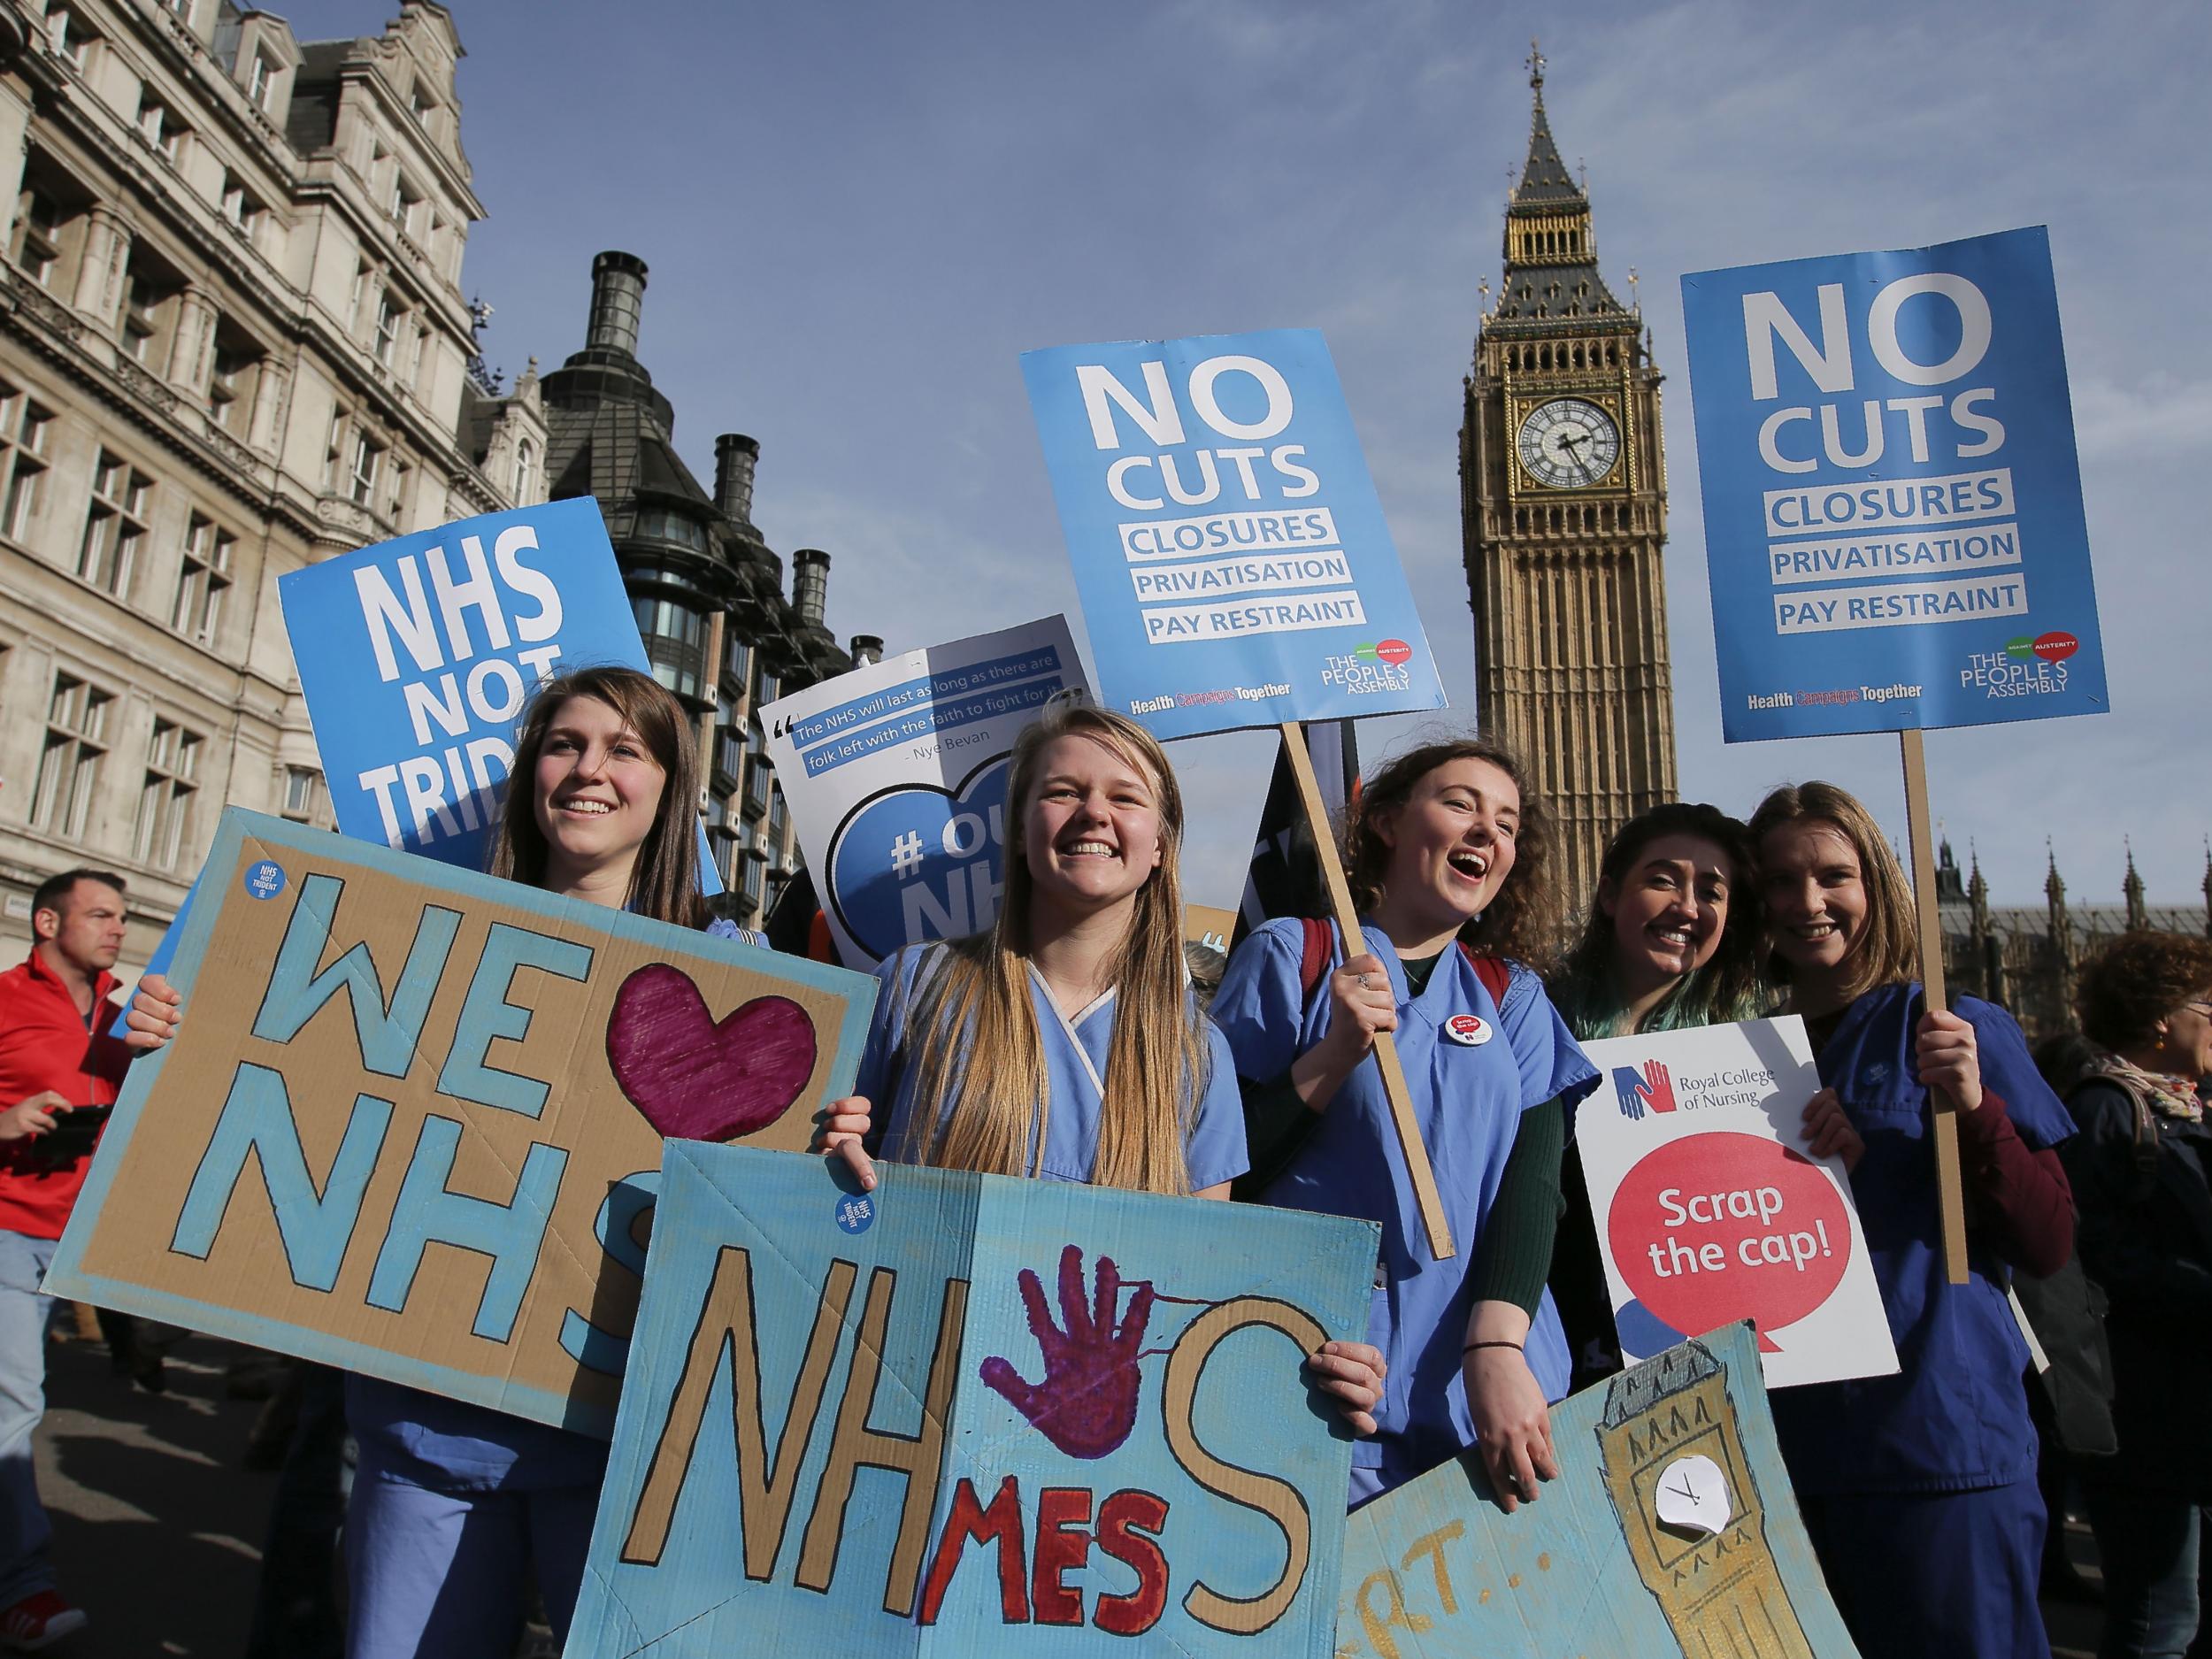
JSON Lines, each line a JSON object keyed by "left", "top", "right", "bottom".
{"left": 1444, "top": 1012, "right": 1492, "bottom": 1047}
{"left": 243, "top": 861, "right": 287, "bottom": 900}
{"left": 833, "top": 1192, "right": 875, "bottom": 1235}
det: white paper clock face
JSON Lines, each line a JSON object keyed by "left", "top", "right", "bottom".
{"left": 1655, "top": 1452, "right": 1732, "bottom": 1537}
{"left": 1517, "top": 397, "right": 1621, "bottom": 488}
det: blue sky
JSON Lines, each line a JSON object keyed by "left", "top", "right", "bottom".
{"left": 293, "top": 0, "right": 2209, "bottom": 913}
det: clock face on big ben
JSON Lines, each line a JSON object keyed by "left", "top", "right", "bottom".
{"left": 1517, "top": 397, "right": 1621, "bottom": 489}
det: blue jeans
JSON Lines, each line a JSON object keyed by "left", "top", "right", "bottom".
{"left": 0, "top": 1231, "right": 58, "bottom": 1609}
{"left": 2085, "top": 1473, "right": 2208, "bottom": 1659}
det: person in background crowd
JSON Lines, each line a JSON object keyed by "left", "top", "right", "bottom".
{"left": 1209, "top": 738, "right": 1600, "bottom": 1512}
{"left": 0, "top": 869, "right": 130, "bottom": 1651}
{"left": 1542, "top": 803, "right": 1859, "bottom": 1389}
{"left": 128, "top": 667, "right": 753, "bottom": 1659}
{"left": 1751, "top": 780, "right": 2074, "bottom": 1659}
{"left": 818, "top": 703, "right": 1385, "bottom": 1437}
{"left": 2045, "top": 932, "right": 2212, "bottom": 1659}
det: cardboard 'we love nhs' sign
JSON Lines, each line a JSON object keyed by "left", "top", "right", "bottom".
{"left": 1022, "top": 329, "right": 1445, "bottom": 741}
{"left": 49, "top": 810, "right": 872, "bottom": 1432}
{"left": 1681, "top": 226, "right": 2107, "bottom": 741}
{"left": 761, "top": 617, "right": 1087, "bottom": 969}
{"left": 568, "top": 1144, "right": 1375, "bottom": 1657}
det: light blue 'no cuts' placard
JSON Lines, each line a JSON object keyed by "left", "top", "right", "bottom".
{"left": 1680, "top": 227, "right": 2108, "bottom": 741}
{"left": 1022, "top": 329, "right": 1446, "bottom": 742}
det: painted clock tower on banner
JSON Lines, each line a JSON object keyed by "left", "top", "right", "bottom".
{"left": 1462, "top": 44, "right": 1678, "bottom": 905}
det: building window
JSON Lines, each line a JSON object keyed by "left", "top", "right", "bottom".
{"left": 246, "top": 52, "right": 273, "bottom": 111}
{"left": 209, "top": 337, "right": 258, "bottom": 429}
{"left": 121, "top": 274, "right": 165, "bottom": 361}
{"left": 389, "top": 175, "right": 421, "bottom": 238}
{"left": 410, "top": 325, "right": 433, "bottom": 390}
{"left": 172, "top": 514, "right": 232, "bottom": 643}
{"left": 79, "top": 453, "right": 150, "bottom": 597}
{"left": 632, "top": 593, "right": 708, "bottom": 703}
{"left": 744, "top": 746, "right": 773, "bottom": 814}
{"left": 134, "top": 717, "right": 201, "bottom": 869}
{"left": 767, "top": 791, "right": 788, "bottom": 849}
{"left": 281, "top": 764, "right": 322, "bottom": 819}
{"left": 756, "top": 668, "right": 780, "bottom": 709}
{"left": 633, "top": 508, "right": 707, "bottom": 551}
{"left": 12, "top": 190, "right": 61, "bottom": 288}
{"left": 739, "top": 853, "right": 764, "bottom": 912}
{"left": 135, "top": 96, "right": 186, "bottom": 164}
{"left": 348, "top": 264, "right": 370, "bottom": 330}
{"left": 219, "top": 173, "right": 265, "bottom": 240}
{"left": 714, "top": 722, "right": 744, "bottom": 783}
{"left": 348, "top": 432, "right": 381, "bottom": 507}
{"left": 511, "top": 437, "right": 535, "bottom": 502}
{"left": 408, "top": 83, "right": 435, "bottom": 127}
{"left": 48, "top": 7, "right": 95, "bottom": 69}
{"left": 373, "top": 294, "right": 401, "bottom": 365}
{"left": 30, "top": 672, "right": 110, "bottom": 838}
{"left": 0, "top": 386, "right": 52, "bottom": 542}
{"left": 722, "top": 633, "right": 752, "bottom": 695}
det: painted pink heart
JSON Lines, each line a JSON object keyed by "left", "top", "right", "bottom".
{"left": 604, "top": 964, "right": 818, "bottom": 1142}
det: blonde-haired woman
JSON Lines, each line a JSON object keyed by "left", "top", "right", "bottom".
{"left": 1750, "top": 780, "right": 2074, "bottom": 1659}
{"left": 821, "top": 704, "right": 1384, "bottom": 1423}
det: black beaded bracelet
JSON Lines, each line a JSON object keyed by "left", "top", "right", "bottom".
{"left": 1462, "top": 1339, "right": 1524, "bottom": 1356}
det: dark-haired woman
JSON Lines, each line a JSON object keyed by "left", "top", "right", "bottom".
{"left": 1751, "top": 780, "right": 2074, "bottom": 1659}
{"left": 127, "top": 667, "right": 748, "bottom": 1659}
{"left": 2050, "top": 931, "right": 2212, "bottom": 1659}
{"left": 1544, "top": 803, "right": 1858, "bottom": 1386}
{"left": 1210, "top": 739, "right": 1600, "bottom": 1510}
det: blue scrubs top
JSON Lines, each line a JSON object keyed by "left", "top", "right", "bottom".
{"left": 857, "top": 943, "right": 1248, "bottom": 1192}
{"left": 1210, "top": 918, "right": 1599, "bottom": 1494}
{"left": 349, "top": 917, "right": 760, "bottom": 1487}
{"left": 1770, "top": 983, "right": 2074, "bottom": 1495}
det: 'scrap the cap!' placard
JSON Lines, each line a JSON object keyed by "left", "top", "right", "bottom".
{"left": 46, "top": 809, "right": 875, "bottom": 1434}
{"left": 569, "top": 1144, "right": 1377, "bottom": 1658}
{"left": 1572, "top": 1018, "right": 1898, "bottom": 1389}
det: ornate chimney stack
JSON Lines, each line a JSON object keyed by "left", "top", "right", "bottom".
{"left": 791, "top": 549, "right": 830, "bottom": 629}
{"left": 849, "top": 635, "right": 884, "bottom": 667}
{"left": 585, "top": 250, "right": 648, "bottom": 357}
{"left": 713, "top": 434, "right": 759, "bottom": 528}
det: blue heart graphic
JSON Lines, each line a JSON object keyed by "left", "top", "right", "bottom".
{"left": 827, "top": 755, "right": 1013, "bottom": 961}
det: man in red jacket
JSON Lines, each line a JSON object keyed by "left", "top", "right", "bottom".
{"left": 0, "top": 870, "right": 129, "bottom": 1651}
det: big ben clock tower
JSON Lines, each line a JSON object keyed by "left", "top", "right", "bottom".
{"left": 1462, "top": 44, "right": 1678, "bottom": 903}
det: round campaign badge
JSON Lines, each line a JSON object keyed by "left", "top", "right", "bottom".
{"left": 833, "top": 1192, "right": 875, "bottom": 1235}
{"left": 1444, "top": 1012, "right": 1492, "bottom": 1047}
{"left": 242, "top": 860, "right": 287, "bottom": 900}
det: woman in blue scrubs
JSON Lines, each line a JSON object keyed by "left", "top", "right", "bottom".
{"left": 1750, "top": 780, "right": 2076, "bottom": 1659}
{"left": 1209, "top": 738, "right": 1601, "bottom": 1511}
{"left": 129, "top": 667, "right": 751, "bottom": 1659}
{"left": 819, "top": 703, "right": 1385, "bottom": 1425}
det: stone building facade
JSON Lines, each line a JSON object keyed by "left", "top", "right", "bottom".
{"left": 535, "top": 250, "right": 875, "bottom": 929}
{"left": 0, "top": 0, "right": 544, "bottom": 964}
{"left": 1460, "top": 46, "right": 1677, "bottom": 904}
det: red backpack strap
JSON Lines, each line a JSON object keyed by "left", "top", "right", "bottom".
{"left": 1299, "top": 917, "right": 1334, "bottom": 1003}
{"left": 1459, "top": 942, "right": 1513, "bottom": 1010}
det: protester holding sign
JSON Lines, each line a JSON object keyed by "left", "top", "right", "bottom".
{"left": 2044, "top": 933, "right": 2212, "bottom": 1659}
{"left": 1545, "top": 803, "right": 1816, "bottom": 1387}
{"left": 127, "top": 666, "right": 757, "bottom": 1659}
{"left": 1749, "top": 780, "right": 2074, "bottom": 1659}
{"left": 816, "top": 703, "right": 1386, "bottom": 1430}
{"left": 1210, "top": 739, "right": 1600, "bottom": 1512}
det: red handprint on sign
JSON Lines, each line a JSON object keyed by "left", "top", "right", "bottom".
{"left": 979, "top": 1244, "right": 1155, "bottom": 1460}
{"left": 1640, "top": 1057, "right": 1677, "bottom": 1114}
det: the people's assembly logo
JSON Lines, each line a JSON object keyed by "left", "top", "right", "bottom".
{"left": 1319, "top": 638, "right": 1415, "bottom": 695}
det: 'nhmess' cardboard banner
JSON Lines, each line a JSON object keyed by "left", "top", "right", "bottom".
{"left": 48, "top": 809, "right": 874, "bottom": 1433}
{"left": 568, "top": 1144, "right": 1377, "bottom": 1657}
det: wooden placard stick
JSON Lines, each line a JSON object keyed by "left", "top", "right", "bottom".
{"left": 1900, "top": 727, "right": 1970, "bottom": 1285}
{"left": 1279, "top": 721, "right": 1456, "bottom": 1261}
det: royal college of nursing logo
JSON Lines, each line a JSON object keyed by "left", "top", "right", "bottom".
{"left": 1613, "top": 1059, "right": 1678, "bottom": 1121}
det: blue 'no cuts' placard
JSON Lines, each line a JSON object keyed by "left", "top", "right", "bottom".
{"left": 1021, "top": 329, "right": 1445, "bottom": 741}
{"left": 1680, "top": 226, "right": 2108, "bottom": 741}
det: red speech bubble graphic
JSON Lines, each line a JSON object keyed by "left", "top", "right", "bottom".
{"left": 1375, "top": 638, "right": 1414, "bottom": 666}
{"left": 1607, "top": 1133, "right": 1850, "bottom": 1353}
{"left": 2033, "top": 630, "right": 2079, "bottom": 664}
